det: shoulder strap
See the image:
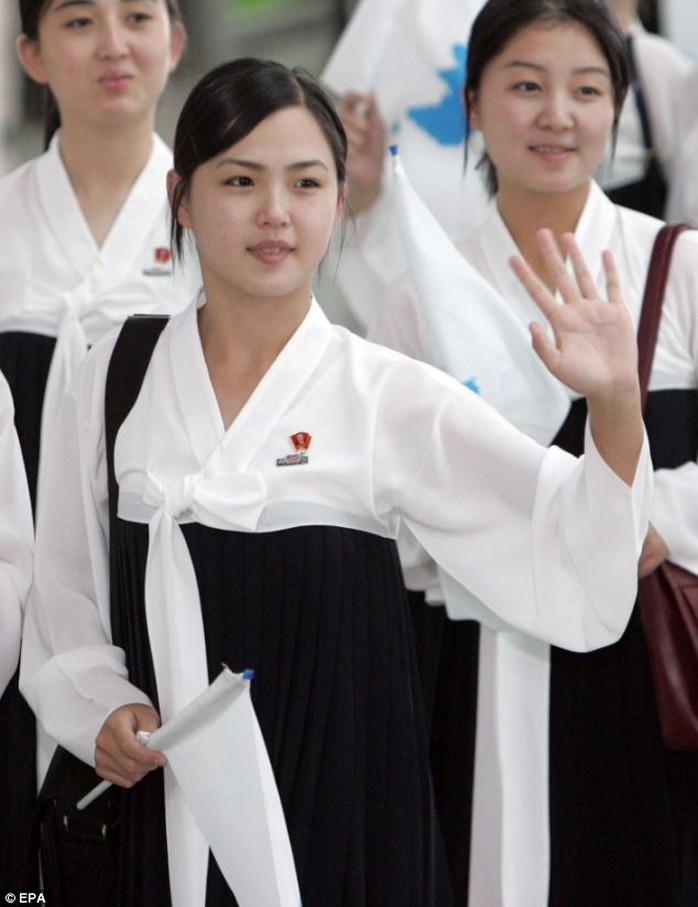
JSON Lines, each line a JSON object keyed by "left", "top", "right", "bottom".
{"left": 105, "top": 314, "right": 169, "bottom": 646}
{"left": 636, "top": 224, "right": 688, "bottom": 409}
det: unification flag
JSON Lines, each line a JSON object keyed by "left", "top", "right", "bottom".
{"left": 320, "top": 0, "right": 489, "bottom": 332}
{"left": 389, "top": 148, "right": 570, "bottom": 445}
{"left": 322, "top": 0, "right": 487, "bottom": 239}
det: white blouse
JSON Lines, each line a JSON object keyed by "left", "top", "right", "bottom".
{"left": 0, "top": 132, "right": 200, "bottom": 477}
{"left": 21, "top": 296, "right": 650, "bottom": 907}
{"left": 22, "top": 294, "right": 650, "bottom": 755}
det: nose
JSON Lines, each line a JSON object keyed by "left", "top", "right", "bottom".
{"left": 537, "top": 90, "right": 574, "bottom": 130}
{"left": 97, "top": 18, "right": 129, "bottom": 59}
{"left": 257, "top": 186, "right": 290, "bottom": 228}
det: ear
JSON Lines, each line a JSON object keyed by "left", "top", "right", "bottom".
{"left": 167, "top": 20, "right": 187, "bottom": 75}
{"left": 16, "top": 34, "right": 48, "bottom": 85}
{"left": 166, "top": 169, "right": 191, "bottom": 227}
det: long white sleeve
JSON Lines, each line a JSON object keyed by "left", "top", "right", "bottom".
{"left": 20, "top": 339, "right": 152, "bottom": 765}
{"left": 0, "top": 375, "right": 33, "bottom": 697}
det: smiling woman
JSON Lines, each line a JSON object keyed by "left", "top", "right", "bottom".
{"left": 171, "top": 109, "right": 343, "bottom": 330}
{"left": 366, "top": 1, "right": 698, "bottom": 905}
{"left": 19, "top": 56, "right": 655, "bottom": 907}
{"left": 0, "top": 0, "right": 198, "bottom": 892}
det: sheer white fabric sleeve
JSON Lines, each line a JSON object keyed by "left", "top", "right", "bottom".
{"left": 20, "top": 339, "right": 152, "bottom": 765}
{"left": 0, "top": 376, "right": 33, "bottom": 697}
{"left": 374, "top": 376, "right": 651, "bottom": 652}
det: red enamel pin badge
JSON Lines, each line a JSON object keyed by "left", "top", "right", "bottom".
{"left": 143, "top": 246, "right": 173, "bottom": 276}
{"left": 276, "top": 432, "right": 312, "bottom": 467}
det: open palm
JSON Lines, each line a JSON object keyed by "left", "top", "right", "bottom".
{"left": 510, "top": 230, "right": 638, "bottom": 401}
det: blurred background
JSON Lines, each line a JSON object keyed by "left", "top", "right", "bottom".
{"left": 0, "top": 0, "right": 696, "bottom": 176}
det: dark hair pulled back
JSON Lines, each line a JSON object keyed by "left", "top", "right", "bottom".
{"left": 465, "top": 0, "right": 629, "bottom": 194}
{"left": 169, "top": 57, "right": 348, "bottom": 261}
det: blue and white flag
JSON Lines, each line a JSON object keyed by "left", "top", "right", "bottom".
{"left": 322, "top": 0, "right": 486, "bottom": 238}
{"left": 389, "top": 148, "right": 570, "bottom": 445}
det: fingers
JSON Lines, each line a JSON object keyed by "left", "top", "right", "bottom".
{"left": 340, "top": 92, "right": 376, "bottom": 141}
{"left": 509, "top": 252, "right": 557, "bottom": 322}
{"left": 601, "top": 249, "right": 623, "bottom": 305}
{"left": 512, "top": 229, "right": 619, "bottom": 309}
{"left": 340, "top": 91, "right": 373, "bottom": 118}
{"left": 529, "top": 321, "right": 559, "bottom": 374}
{"left": 560, "top": 233, "right": 597, "bottom": 301}
{"left": 95, "top": 703, "right": 166, "bottom": 789}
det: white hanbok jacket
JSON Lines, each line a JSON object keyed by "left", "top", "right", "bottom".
{"left": 0, "top": 132, "right": 200, "bottom": 473}
{"left": 0, "top": 373, "right": 33, "bottom": 697}
{"left": 22, "top": 294, "right": 650, "bottom": 904}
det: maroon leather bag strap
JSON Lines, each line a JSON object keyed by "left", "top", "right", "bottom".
{"left": 636, "top": 223, "right": 689, "bottom": 410}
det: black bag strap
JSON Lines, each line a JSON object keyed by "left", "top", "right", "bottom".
{"left": 636, "top": 224, "right": 688, "bottom": 411}
{"left": 105, "top": 314, "right": 169, "bottom": 646}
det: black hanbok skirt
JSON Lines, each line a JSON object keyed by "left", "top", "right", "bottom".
{"left": 114, "top": 519, "right": 454, "bottom": 907}
{"left": 547, "top": 390, "right": 698, "bottom": 907}
{"left": 421, "top": 389, "right": 698, "bottom": 907}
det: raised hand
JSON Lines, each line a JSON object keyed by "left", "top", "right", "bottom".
{"left": 509, "top": 228, "right": 639, "bottom": 401}
{"left": 510, "top": 228, "right": 644, "bottom": 486}
{"left": 339, "top": 92, "right": 386, "bottom": 214}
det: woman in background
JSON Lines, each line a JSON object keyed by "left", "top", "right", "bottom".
{"left": 355, "top": 0, "right": 698, "bottom": 903}
{"left": 0, "top": 0, "right": 193, "bottom": 887}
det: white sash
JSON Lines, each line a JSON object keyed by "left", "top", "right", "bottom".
{"left": 465, "top": 184, "right": 618, "bottom": 906}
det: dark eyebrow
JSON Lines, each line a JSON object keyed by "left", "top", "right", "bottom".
{"left": 50, "top": 0, "right": 94, "bottom": 9}
{"left": 214, "top": 158, "right": 330, "bottom": 172}
{"left": 503, "top": 60, "right": 611, "bottom": 79}
{"left": 51, "top": 0, "right": 157, "bottom": 10}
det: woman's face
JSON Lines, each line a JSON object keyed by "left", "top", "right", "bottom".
{"left": 469, "top": 20, "right": 615, "bottom": 204}
{"left": 17, "top": 0, "right": 185, "bottom": 132}
{"left": 173, "top": 105, "right": 345, "bottom": 309}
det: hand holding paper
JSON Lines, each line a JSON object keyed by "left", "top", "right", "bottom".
{"left": 79, "top": 667, "right": 301, "bottom": 907}
{"left": 92, "top": 701, "right": 165, "bottom": 790}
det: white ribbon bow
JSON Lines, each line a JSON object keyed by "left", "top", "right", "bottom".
{"left": 138, "top": 467, "right": 268, "bottom": 907}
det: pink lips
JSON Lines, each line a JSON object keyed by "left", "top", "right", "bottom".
{"left": 529, "top": 143, "right": 574, "bottom": 159}
{"left": 98, "top": 71, "right": 133, "bottom": 93}
{"left": 248, "top": 240, "right": 293, "bottom": 264}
